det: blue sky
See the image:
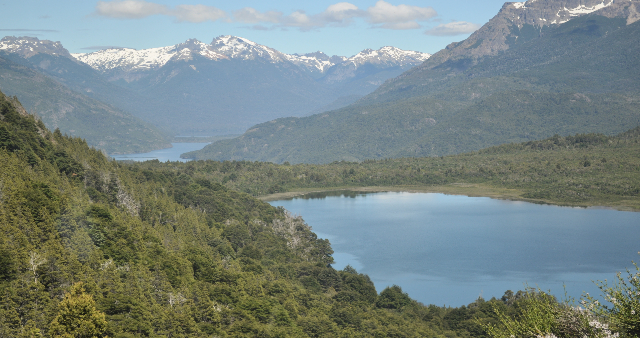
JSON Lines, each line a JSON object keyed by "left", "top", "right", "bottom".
{"left": 1, "top": 0, "right": 508, "bottom": 56}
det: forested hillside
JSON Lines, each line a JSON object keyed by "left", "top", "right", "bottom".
{"left": 0, "top": 89, "right": 525, "bottom": 337}
{"left": 2, "top": 87, "right": 639, "bottom": 336}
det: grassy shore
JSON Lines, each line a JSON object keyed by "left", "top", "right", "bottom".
{"left": 260, "top": 183, "right": 640, "bottom": 211}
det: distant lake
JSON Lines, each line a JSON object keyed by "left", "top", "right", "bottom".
{"left": 269, "top": 192, "right": 640, "bottom": 306}
{"left": 110, "top": 143, "right": 209, "bottom": 162}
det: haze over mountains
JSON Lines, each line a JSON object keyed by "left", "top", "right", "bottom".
{"left": 0, "top": 40, "right": 170, "bottom": 154}
{"left": 0, "top": 34, "right": 430, "bottom": 153}
{"left": 187, "top": 0, "right": 640, "bottom": 164}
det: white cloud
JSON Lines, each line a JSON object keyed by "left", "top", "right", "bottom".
{"left": 424, "top": 21, "right": 480, "bottom": 36}
{"left": 320, "top": 2, "right": 361, "bottom": 23}
{"left": 95, "top": 0, "right": 168, "bottom": 19}
{"left": 234, "top": 8, "right": 282, "bottom": 24}
{"left": 95, "top": 0, "right": 226, "bottom": 22}
{"left": 236, "top": 3, "right": 362, "bottom": 30}
{"left": 95, "top": 1, "right": 437, "bottom": 29}
{"left": 238, "top": 1, "right": 435, "bottom": 31}
{"left": 366, "top": 1, "right": 436, "bottom": 29}
{"left": 282, "top": 11, "right": 316, "bottom": 28}
{"left": 173, "top": 5, "right": 226, "bottom": 23}
{"left": 379, "top": 21, "right": 421, "bottom": 30}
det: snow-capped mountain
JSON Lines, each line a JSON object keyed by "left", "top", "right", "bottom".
{"left": 286, "top": 52, "right": 347, "bottom": 74}
{"left": 71, "top": 35, "right": 430, "bottom": 76}
{"left": 210, "top": 35, "right": 285, "bottom": 62}
{"left": 346, "top": 46, "right": 430, "bottom": 67}
{"left": 0, "top": 36, "right": 72, "bottom": 59}
{"left": 424, "top": 0, "right": 638, "bottom": 68}
{"left": 0, "top": 34, "right": 432, "bottom": 135}
{"left": 73, "top": 38, "right": 226, "bottom": 73}
{"left": 317, "top": 46, "right": 430, "bottom": 85}
{"left": 503, "top": 0, "right": 621, "bottom": 27}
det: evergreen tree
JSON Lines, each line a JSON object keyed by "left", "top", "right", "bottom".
{"left": 48, "top": 283, "right": 108, "bottom": 338}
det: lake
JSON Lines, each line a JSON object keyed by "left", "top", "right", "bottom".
{"left": 110, "top": 142, "right": 209, "bottom": 162}
{"left": 269, "top": 191, "right": 640, "bottom": 306}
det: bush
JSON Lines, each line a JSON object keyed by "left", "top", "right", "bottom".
{"left": 481, "top": 288, "right": 617, "bottom": 338}
{"left": 583, "top": 260, "right": 640, "bottom": 338}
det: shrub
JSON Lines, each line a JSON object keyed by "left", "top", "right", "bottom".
{"left": 583, "top": 260, "right": 640, "bottom": 338}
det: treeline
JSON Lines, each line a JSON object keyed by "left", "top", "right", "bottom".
{"left": 145, "top": 127, "right": 640, "bottom": 210}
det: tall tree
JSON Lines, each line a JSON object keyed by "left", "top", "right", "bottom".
{"left": 48, "top": 283, "right": 108, "bottom": 338}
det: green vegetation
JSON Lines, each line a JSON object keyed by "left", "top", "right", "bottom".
{"left": 188, "top": 16, "right": 640, "bottom": 164}
{"left": 481, "top": 266, "right": 640, "bottom": 338}
{"left": 481, "top": 288, "right": 623, "bottom": 338}
{"left": 0, "top": 89, "right": 521, "bottom": 337}
{"left": 48, "top": 282, "right": 109, "bottom": 338}
{"left": 583, "top": 261, "right": 640, "bottom": 337}
{"left": 170, "top": 127, "right": 640, "bottom": 210}
{"left": 1, "top": 76, "right": 639, "bottom": 336}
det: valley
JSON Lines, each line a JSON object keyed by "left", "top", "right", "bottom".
{"left": 1, "top": 0, "right": 640, "bottom": 336}
{"left": 0, "top": 35, "right": 430, "bottom": 148}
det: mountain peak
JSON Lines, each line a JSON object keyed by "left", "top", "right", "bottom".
{"left": 302, "top": 51, "right": 331, "bottom": 61}
{"left": 418, "top": 0, "right": 636, "bottom": 70}
{"left": 348, "top": 46, "right": 430, "bottom": 67}
{"left": 73, "top": 38, "right": 228, "bottom": 74}
{"left": 0, "top": 36, "right": 71, "bottom": 58}
{"left": 173, "top": 38, "right": 226, "bottom": 61}
{"left": 210, "top": 35, "right": 284, "bottom": 62}
{"left": 212, "top": 35, "right": 258, "bottom": 47}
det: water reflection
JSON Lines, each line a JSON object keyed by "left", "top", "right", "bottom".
{"left": 283, "top": 190, "right": 374, "bottom": 200}
{"left": 110, "top": 142, "right": 209, "bottom": 162}
{"left": 270, "top": 191, "right": 640, "bottom": 306}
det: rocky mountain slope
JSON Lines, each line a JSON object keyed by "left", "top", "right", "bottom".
{"left": 371, "top": 0, "right": 639, "bottom": 103}
{"left": 186, "top": 0, "right": 640, "bottom": 163}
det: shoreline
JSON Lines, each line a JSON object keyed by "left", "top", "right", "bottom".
{"left": 259, "top": 184, "right": 640, "bottom": 212}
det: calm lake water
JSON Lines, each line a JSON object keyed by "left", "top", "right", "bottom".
{"left": 110, "top": 143, "right": 209, "bottom": 162}
{"left": 269, "top": 191, "right": 640, "bottom": 306}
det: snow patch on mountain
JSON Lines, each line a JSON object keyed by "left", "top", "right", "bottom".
{"left": 565, "top": 0, "right": 614, "bottom": 16}
{"left": 75, "top": 46, "right": 175, "bottom": 72}
{"left": 285, "top": 52, "right": 347, "bottom": 73}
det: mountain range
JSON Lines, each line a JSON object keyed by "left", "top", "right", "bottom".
{"left": 71, "top": 36, "right": 430, "bottom": 135}
{"left": 186, "top": 0, "right": 640, "bottom": 164}
{"left": 0, "top": 35, "right": 430, "bottom": 150}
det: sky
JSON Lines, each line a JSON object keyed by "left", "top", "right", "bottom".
{"left": 1, "top": 0, "right": 509, "bottom": 57}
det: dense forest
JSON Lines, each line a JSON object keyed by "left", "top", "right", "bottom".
{"left": 1, "top": 89, "right": 638, "bottom": 337}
